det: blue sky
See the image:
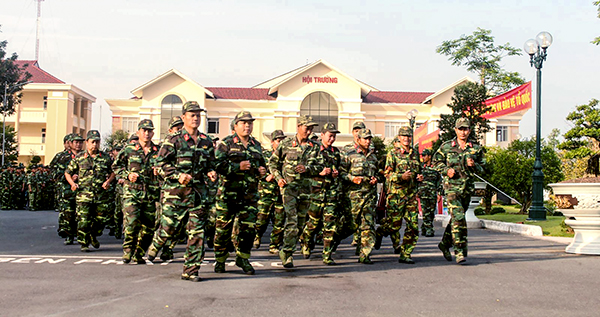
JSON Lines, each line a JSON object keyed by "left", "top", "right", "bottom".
{"left": 1, "top": 0, "right": 598, "bottom": 139}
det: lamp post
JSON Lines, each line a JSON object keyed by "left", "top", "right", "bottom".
{"left": 524, "top": 31, "right": 553, "bottom": 221}
{"left": 2, "top": 81, "right": 31, "bottom": 166}
{"left": 406, "top": 108, "right": 418, "bottom": 147}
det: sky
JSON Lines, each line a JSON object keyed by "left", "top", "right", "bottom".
{"left": 1, "top": 0, "right": 598, "bottom": 140}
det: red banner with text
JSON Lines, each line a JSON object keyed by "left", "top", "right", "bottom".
{"left": 483, "top": 82, "right": 532, "bottom": 119}
{"left": 417, "top": 130, "right": 440, "bottom": 153}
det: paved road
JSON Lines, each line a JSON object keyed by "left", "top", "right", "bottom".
{"left": 1, "top": 209, "right": 598, "bottom": 317}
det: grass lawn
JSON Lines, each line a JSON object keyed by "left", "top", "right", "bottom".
{"left": 478, "top": 205, "right": 574, "bottom": 238}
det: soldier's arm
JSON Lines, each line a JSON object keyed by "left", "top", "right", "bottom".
{"left": 339, "top": 150, "right": 353, "bottom": 183}
{"left": 305, "top": 146, "right": 325, "bottom": 177}
{"left": 111, "top": 147, "right": 128, "bottom": 181}
{"left": 214, "top": 141, "right": 237, "bottom": 177}
{"left": 64, "top": 159, "right": 78, "bottom": 188}
{"left": 156, "top": 137, "right": 181, "bottom": 181}
{"left": 268, "top": 143, "right": 284, "bottom": 183}
{"left": 470, "top": 147, "right": 486, "bottom": 174}
{"left": 385, "top": 151, "right": 401, "bottom": 183}
{"left": 432, "top": 147, "right": 449, "bottom": 175}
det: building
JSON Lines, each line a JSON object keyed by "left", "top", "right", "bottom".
{"left": 106, "top": 59, "right": 529, "bottom": 147}
{"left": 6, "top": 61, "right": 96, "bottom": 165}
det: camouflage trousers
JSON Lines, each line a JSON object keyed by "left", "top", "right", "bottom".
{"left": 149, "top": 186, "right": 206, "bottom": 276}
{"left": 348, "top": 188, "right": 377, "bottom": 259}
{"left": 122, "top": 188, "right": 156, "bottom": 261}
{"left": 28, "top": 190, "right": 39, "bottom": 211}
{"left": 377, "top": 192, "right": 419, "bottom": 256}
{"left": 112, "top": 187, "right": 123, "bottom": 237}
{"left": 281, "top": 183, "right": 310, "bottom": 254}
{"left": 214, "top": 192, "right": 258, "bottom": 262}
{"left": 301, "top": 188, "right": 337, "bottom": 260}
{"left": 440, "top": 192, "right": 471, "bottom": 257}
{"left": 255, "top": 192, "right": 285, "bottom": 249}
{"left": 57, "top": 193, "right": 77, "bottom": 239}
{"left": 76, "top": 201, "right": 112, "bottom": 247}
{"left": 420, "top": 197, "right": 437, "bottom": 236}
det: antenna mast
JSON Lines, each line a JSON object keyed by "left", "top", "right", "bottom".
{"left": 35, "top": 0, "right": 44, "bottom": 60}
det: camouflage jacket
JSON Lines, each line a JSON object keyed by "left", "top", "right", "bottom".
{"left": 259, "top": 149, "right": 278, "bottom": 197}
{"left": 49, "top": 150, "right": 77, "bottom": 184}
{"left": 418, "top": 161, "right": 441, "bottom": 200}
{"left": 215, "top": 133, "right": 265, "bottom": 200}
{"left": 432, "top": 138, "right": 485, "bottom": 195}
{"left": 155, "top": 129, "right": 215, "bottom": 189}
{"left": 385, "top": 144, "right": 421, "bottom": 195}
{"left": 112, "top": 141, "right": 160, "bottom": 199}
{"left": 268, "top": 135, "right": 321, "bottom": 185}
{"left": 340, "top": 143, "right": 378, "bottom": 192}
{"left": 311, "top": 144, "right": 341, "bottom": 196}
{"left": 65, "top": 150, "right": 114, "bottom": 203}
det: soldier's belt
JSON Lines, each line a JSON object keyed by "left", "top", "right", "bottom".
{"left": 124, "top": 180, "right": 145, "bottom": 191}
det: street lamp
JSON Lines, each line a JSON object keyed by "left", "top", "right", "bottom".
{"left": 523, "top": 31, "right": 553, "bottom": 221}
{"left": 2, "top": 81, "right": 31, "bottom": 166}
{"left": 406, "top": 108, "right": 419, "bottom": 147}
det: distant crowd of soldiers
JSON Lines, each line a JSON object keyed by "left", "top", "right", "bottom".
{"left": 1, "top": 163, "right": 58, "bottom": 211}
{"left": 45, "top": 100, "right": 484, "bottom": 282}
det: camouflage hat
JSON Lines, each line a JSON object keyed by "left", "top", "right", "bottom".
{"left": 455, "top": 117, "right": 471, "bottom": 129}
{"left": 128, "top": 134, "right": 139, "bottom": 142}
{"left": 168, "top": 116, "right": 183, "bottom": 129}
{"left": 114, "top": 144, "right": 124, "bottom": 151}
{"left": 421, "top": 148, "right": 433, "bottom": 156}
{"left": 86, "top": 130, "right": 101, "bottom": 141}
{"left": 297, "top": 115, "right": 318, "bottom": 127}
{"left": 138, "top": 119, "right": 155, "bottom": 130}
{"left": 397, "top": 126, "right": 412, "bottom": 136}
{"left": 271, "top": 129, "right": 286, "bottom": 140}
{"left": 309, "top": 133, "right": 319, "bottom": 140}
{"left": 182, "top": 101, "right": 202, "bottom": 114}
{"left": 352, "top": 121, "right": 366, "bottom": 130}
{"left": 358, "top": 128, "right": 373, "bottom": 139}
{"left": 234, "top": 111, "right": 255, "bottom": 124}
{"left": 71, "top": 134, "right": 84, "bottom": 142}
{"left": 322, "top": 122, "right": 340, "bottom": 134}
{"left": 63, "top": 133, "right": 72, "bottom": 143}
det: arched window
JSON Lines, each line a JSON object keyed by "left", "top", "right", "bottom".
{"left": 299, "top": 91, "right": 338, "bottom": 133}
{"left": 160, "top": 94, "right": 183, "bottom": 139}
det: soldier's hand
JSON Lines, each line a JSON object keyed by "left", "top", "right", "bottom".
{"left": 295, "top": 164, "right": 307, "bottom": 173}
{"left": 72, "top": 174, "right": 78, "bottom": 182}
{"left": 266, "top": 174, "right": 275, "bottom": 182}
{"left": 447, "top": 168, "right": 455, "bottom": 178}
{"left": 278, "top": 178, "right": 287, "bottom": 188}
{"left": 352, "top": 176, "right": 363, "bottom": 184}
{"left": 466, "top": 157, "right": 475, "bottom": 167}
{"left": 240, "top": 160, "right": 251, "bottom": 171}
{"left": 208, "top": 171, "right": 217, "bottom": 182}
{"left": 332, "top": 169, "right": 339, "bottom": 178}
{"left": 118, "top": 178, "right": 125, "bottom": 185}
{"left": 369, "top": 176, "right": 378, "bottom": 185}
{"left": 153, "top": 167, "right": 159, "bottom": 176}
{"left": 416, "top": 174, "right": 424, "bottom": 182}
{"left": 71, "top": 184, "right": 79, "bottom": 191}
{"left": 402, "top": 171, "right": 413, "bottom": 180}
{"left": 258, "top": 166, "right": 267, "bottom": 177}
{"left": 102, "top": 180, "right": 111, "bottom": 190}
{"left": 179, "top": 173, "right": 192, "bottom": 185}
{"left": 128, "top": 172, "right": 139, "bottom": 183}
{"left": 319, "top": 167, "right": 331, "bottom": 176}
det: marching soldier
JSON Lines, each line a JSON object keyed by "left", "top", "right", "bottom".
{"left": 419, "top": 148, "right": 441, "bottom": 237}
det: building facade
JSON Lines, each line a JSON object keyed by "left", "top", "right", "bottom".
{"left": 7, "top": 61, "right": 96, "bottom": 165}
{"left": 107, "top": 60, "right": 528, "bottom": 147}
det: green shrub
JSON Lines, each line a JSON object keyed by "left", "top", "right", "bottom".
{"left": 490, "top": 207, "right": 505, "bottom": 215}
{"left": 474, "top": 207, "right": 485, "bottom": 215}
{"left": 493, "top": 200, "right": 505, "bottom": 205}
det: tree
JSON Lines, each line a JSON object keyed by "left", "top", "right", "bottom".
{"left": 593, "top": 1, "right": 600, "bottom": 45}
{"left": 1, "top": 25, "right": 32, "bottom": 116}
{"left": 437, "top": 81, "right": 492, "bottom": 144}
{"left": 437, "top": 28, "right": 525, "bottom": 95}
{"left": 487, "top": 138, "right": 564, "bottom": 214}
{"left": 559, "top": 99, "right": 600, "bottom": 176}
{"left": 102, "top": 129, "right": 129, "bottom": 151}
{"left": 0, "top": 122, "right": 18, "bottom": 165}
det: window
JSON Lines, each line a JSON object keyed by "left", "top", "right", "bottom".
{"left": 497, "top": 126, "right": 508, "bottom": 142}
{"left": 122, "top": 117, "right": 139, "bottom": 134}
{"left": 41, "top": 128, "right": 46, "bottom": 143}
{"left": 43, "top": 96, "right": 47, "bottom": 110}
{"left": 300, "top": 92, "right": 338, "bottom": 133}
{"left": 160, "top": 94, "right": 183, "bottom": 138}
{"left": 207, "top": 118, "right": 219, "bottom": 134}
{"left": 385, "top": 122, "right": 407, "bottom": 139}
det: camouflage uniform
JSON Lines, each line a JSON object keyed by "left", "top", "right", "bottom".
{"left": 254, "top": 147, "right": 285, "bottom": 253}
{"left": 65, "top": 131, "right": 115, "bottom": 251}
{"left": 27, "top": 167, "right": 42, "bottom": 211}
{"left": 433, "top": 118, "right": 485, "bottom": 263}
{"left": 213, "top": 113, "right": 265, "bottom": 273}
{"left": 269, "top": 115, "right": 320, "bottom": 268}
{"left": 376, "top": 127, "right": 421, "bottom": 263}
{"left": 339, "top": 129, "right": 379, "bottom": 263}
{"left": 112, "top": 119, "right": 161, "bottom": 263}
{"left": 419, "top": 148, "right": 441, "bottom": 237}
{"left": 147, "top": 101, "right": 215, "bottom": 280}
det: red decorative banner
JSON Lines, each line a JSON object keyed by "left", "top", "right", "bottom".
{"left": 414, "top": 120, "right": 428, "bottom": 142}
{"left": 417, "top": 129, "right": 440, "bottom": 153}
{"left": 483, "top": 82, "right": 532, "bottom": 119}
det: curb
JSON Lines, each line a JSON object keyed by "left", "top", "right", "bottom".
{"left": 480, "top": 219, "right": 543, "bottom": 237}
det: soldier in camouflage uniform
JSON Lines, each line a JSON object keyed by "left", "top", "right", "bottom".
{"left": 49, "top": 134, "right": 72, "bottom": 212}
{"left": 65, "top": 130, "right": 115, "bottom": 252}
{"left": 301, "top": 122, "right": 341, "bottom": 265}
{"left": 419, "top": 148, "right": 441, "bottom": 237}
{"left": 147, "top": 101, "right": 215, "bottom": 282}
{"left": 433, "top": 118, "right": 485, "bottom": 264}
{"left": 109, "top": 144, "right": 124, "bottom": 239}
{"left": 375, "top": 127, "right": 423, "bottom": 264}
{"left": 253, "top": 129, "right": 286, "bottom": 254}
{"left": 340, "top": 128, "right": 379, "bottom": 264}
{"left": 269, "top": 115, "right": 320, "bottom": 268}
{"left": 213, "top": 111, "right": 266, "bottom": 275}
{"left": 27, "top": 165, "right": 42, "bottom": 211}
{"left": 112, "top": 119, "right": 161, "bottom": 264}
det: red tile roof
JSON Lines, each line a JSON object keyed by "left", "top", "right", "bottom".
{"left": 363, "top": 91, "right": 434, "bottom": 104}
{"left": 15, "top": 60, "right": 65, "bottom": 84}
{"left": 206, "top": 87, "right": 275, "bottom": 101}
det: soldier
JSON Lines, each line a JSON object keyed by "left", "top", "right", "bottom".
{"left": 301, "top": 122, "right": 341, "bottom": 265}
{"left": 112, "top": 119, "right": 160, "bottom": 264}
{"left": 340, "top": 128, "right": 379, "bottom": 264}
{"left": 27, "top": 165, "right": 41, "bottom": 211}
{"left": 212, "top": 111, "right": 266, "bottom": 275}
{"left": 269, "top": 115, "right": 320, "bottom": 268}
{"left": 110, "top": 143, "right": 124, "bottom": 240}
{"left": 65, "top": 130, "right": 115, "bottom": 252}
{"left": 433, "top": 118, "right": 485, "bottom": 264}
{"left": 49, "top": 134, "right": 72, "bottom": 211}
{"left": 147, "top": 101, "right": 215, "bottom": 282}
{"left": 375, "top": 127, "right": 423, "bottom": 264}
{"left": 253, "top": 129, "right": 287, "bottom": 254}
{"left": 419, "top": 148, "right": 441, "bottom": 237}
{"left": 54, "top": 134, "right": 84, "bottom": 244}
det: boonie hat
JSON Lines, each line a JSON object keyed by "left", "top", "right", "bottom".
{"left": 297, "top": 115, "right": 318, "bottom": 127}
{"left": 168, "top": 116, "right": 183, "bottom": 129}
{"left": 455, "top": 117, "right": 471, "bottom": 129}
{"left": 182, "top": 101, "right": 202, "bottom": 114}
{"left": 322, "top": 122, "right": 340, "bottom": 134}
{"left": 86, "top": 130, "right": 101, "bottom": 141}
{"left": 138, "top": 119, "right": 155, "bottom": 130}
{"left": 71, "top": 134, "right": 84, "bottom": 142}
{"left": 271, "top": 130, "right": 286, "bottom": 140}
{"left": 234, "top": 111, "right": 255, "bottom": 124}
{"left": 358, "top": 128, "right": 373, "bottom": 139}
{"left": 64, "top": 133, "right": 72, "bottom": 143}
{"left": 398, "top": 126, "right": 412, "bottom": 136}
{"left": 352, "top": 121, "right": 366, "bottom": 130}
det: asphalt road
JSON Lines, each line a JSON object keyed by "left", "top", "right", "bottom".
{"left": 1, "top": 209, "right": 598, "bottom": 317}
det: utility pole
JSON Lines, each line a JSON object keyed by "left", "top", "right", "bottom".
{"left": 35, "top": 0, "right": 45, "bottom": 60}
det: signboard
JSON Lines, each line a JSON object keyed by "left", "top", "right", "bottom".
{"left": 483, "top": 82, "right": 532, "bottom": 119}
{"left": 414, "top": 120, "right": 428, "bottom": 141}
{"left": 417, "top": 129, "right": 440, "bottom": 153}
{"left": 302, "top": 75, "right": 338, "bottom": 84}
